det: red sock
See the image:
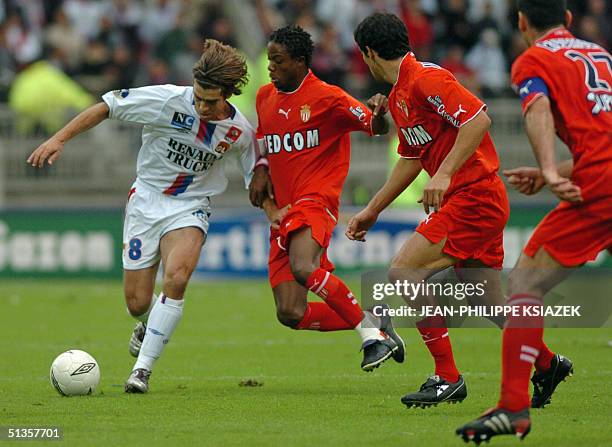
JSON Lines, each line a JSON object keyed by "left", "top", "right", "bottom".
{"left": 416, "top": 315, "right": 460, "bottom": 383}
{"left": 498, "top": 294, "right": 544, "bottom": 412}
{"left": 535, "top": 341, "right": 555, "bottom": 373}
{"left": 296, "top": 302, "right": 354, "bottom": 331}
{"left": 305, "top": 268, "right": 364, "bottom": 328}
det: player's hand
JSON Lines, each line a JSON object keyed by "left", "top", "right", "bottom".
{"left": 366, "top": 94, "right": 389, "bottom": 117}
{"left": 27, "top": 137, "right": 64, "bottom": 168}
{"left": 267, "top": 204, "right": 290, "bottom": 230}
{"left": 249, "top": 165, "right": 274, "bottom": 207}
{"left": 346, "top": 207, "right": 378, "bottom": 242}
{"left": 419, "top": 173, "right": 450, "bottom": 213}
{"left": 503, "top": 167, "right": 545, "bottom": 195}
{"left": 542, "top": 170, "right": 583, "bottom": 203}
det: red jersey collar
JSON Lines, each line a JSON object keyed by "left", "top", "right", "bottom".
{"left": 535, "top": 27, "right": 572, "bottom": 44}
{"left": 393, "top": 52, "right": 415, "bottom": 86}
{"left": 276, "top": 70, "right": 314, "bottom": 95}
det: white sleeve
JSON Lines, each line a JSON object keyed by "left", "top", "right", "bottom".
{"left": 237, "top": 128, "right": 258, "bottom": 188}
{"left": 101, "top": 85, "right": 172, "bottom": 125}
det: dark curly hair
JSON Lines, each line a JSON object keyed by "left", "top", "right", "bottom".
{"left": 354, "top": 13, "right": 411, "bottom": 60}
{"left": 518, "top": 0, "right": 567, "bottom": 31}
{"left": 269, "top": 25, "right": 314, "bottom": 67}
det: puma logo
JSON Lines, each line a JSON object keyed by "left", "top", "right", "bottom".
{"left": 436, "top": 384, "right": 449, "bottom": 396}
{"left": 278, "top": 108, "right": 291, "bottom": 119}
{"left": 453, "top": 104, "right": 467, "bottom": 119}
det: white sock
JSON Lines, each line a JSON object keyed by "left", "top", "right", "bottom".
{"left": 134, "top": 293, "right": 184, "bottom": 372}
{"left": 129, "top": 294, "right": 158, "bottom": 323}
{"left": 355, "top": 311, "right": 385, "bottom": 344}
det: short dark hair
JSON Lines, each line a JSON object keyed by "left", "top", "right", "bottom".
{"left": 517, "top": 0, "right": 567, "bottom": 31}
{"left": 269, "top": 25, "right": 314, "bottom": 67}
{"left": 354, "top": 13, "right": 411, "bottom": 60}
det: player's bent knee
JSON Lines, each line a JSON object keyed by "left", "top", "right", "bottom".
{"left": 163, "top": 266, "right": 192, "bottom": 294}
{"left": 507, "top": 268, "right": 542, "bottom": 297}
{"left": 388, "top": 265, "right": 421, "bottom": 284}
{"left": 124, "top": 292, "right": 152, "bottom": 317}
{"left": 290, "top": 265, "right": 316, "bottom": 287}
{"left": 276, "top": 308, "right": 304, "bottom": 328}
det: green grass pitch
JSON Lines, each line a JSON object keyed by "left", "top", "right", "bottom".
{"left": 1, "top": 280, "right": 610, "bottom": 446}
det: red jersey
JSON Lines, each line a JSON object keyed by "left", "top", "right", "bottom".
{"left": 256, "top": 71, "right": 373, "bottom": 214}
{"left": 389, "top": 53, "right": 500, "bottom": 197}
{"left": 511, "top": 28, "right": 612, "bottom": 200}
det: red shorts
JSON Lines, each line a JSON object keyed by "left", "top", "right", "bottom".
{"left": 415, "top": 174, "right": 510, "bottom": 269}
{"left": 268, "top": 199, "right": 337, "bottom": 288}
{"left": 524, "top": 198, "right": 612, "bottom": 267}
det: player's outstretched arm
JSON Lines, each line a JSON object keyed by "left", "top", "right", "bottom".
{"left": 420, "top": 110, "right": 490, "bottom": 213}
{"left": 27, "top": 102, "right": 110, "bottom": 168}
{"left": 524, "top": 97, "right": 582, "bottom": 202}
{"left": 346, "top": 158, "right": 422, "bottom": 241}
{"left": 503, "top": 167, "right": 545, "bottom": 195}
{"left": 503, "top": 160, "right": 573, "bottom": 196}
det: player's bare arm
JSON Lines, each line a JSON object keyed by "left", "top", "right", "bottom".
{"left": 504, "top": 159, "right": 573, "bottom": 195}
{"left": 27, "top": 102, "right": 110, "bottom": 168}
{"left": 524, "top": 96, "right": 582, "bottom": 202}
{"left": 249, "top": 162, "right": 274, "bottom": 207}
{"left": 420, "top": 110, "right": 490, "bottom": 213}
{"left": 367, "top": 93, "right": 390, "bottom": 135}
{"left": 346, "top": 158, "right": 422, "bottom": 241}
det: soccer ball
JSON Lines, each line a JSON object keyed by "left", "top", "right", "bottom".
{"left": 50, "top": 350, "right": 100, "bottom": 396}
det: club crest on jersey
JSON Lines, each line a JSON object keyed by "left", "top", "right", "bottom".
{"left": 215, "top": 140, "right": 230, "bottom": 154}
{"left": 300, "top": 104, "right": 311, "bottom": 122}
{"left": 171, "top": 112, "right": 195, "bottom": 131}
{"left": 224, "top": 126, "right": 242, "bottom": 143}
{"left": 397, "top": 99, "right": 409, "bottom": 117}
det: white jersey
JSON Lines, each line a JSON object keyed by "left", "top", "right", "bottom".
{"left": 102, "top": 84, "right": 257, "bottom": 200}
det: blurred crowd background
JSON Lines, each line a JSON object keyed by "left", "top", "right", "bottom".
{"left": 0, "top": 0, "right": 610, "bottom": 210}
{"left": 1, "top": 0, "right": 610, "bottom": 123}
{"left": 1, "top": 0, "right": 611, "bottom": 274}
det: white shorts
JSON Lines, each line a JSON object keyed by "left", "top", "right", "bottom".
{"left": 123, "top": 185, "right": 210, "bottom": 270}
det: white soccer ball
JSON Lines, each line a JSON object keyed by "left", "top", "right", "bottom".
{"left": 50, "top": 350, "right": 100, "bottom": 396}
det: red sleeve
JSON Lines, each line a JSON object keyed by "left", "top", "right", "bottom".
{"left": 511, "top": 52, "right": 550, "bottom": 114}
{"left": 511, "top": 52, "right": 546, "bottom": 91}
{"left": 414, "top": 69, "right": 486, "bottom": 128}
{"left": 255, "top": 86, "right": 269, "bottom": 139}
{"left": 331, "top": 89, "right": 374, "bottom": 135}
